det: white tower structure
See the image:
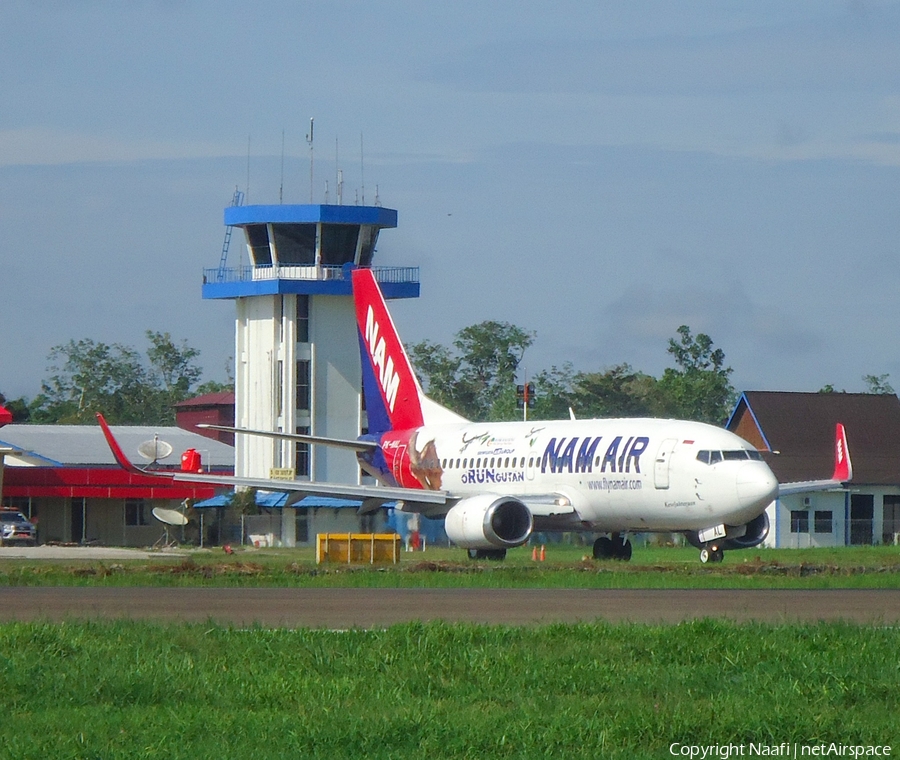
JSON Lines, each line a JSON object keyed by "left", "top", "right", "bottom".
{"left": 203, "top": 204, "right": 419, "bottom": 544}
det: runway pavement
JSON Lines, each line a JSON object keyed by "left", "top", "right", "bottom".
{"left": 0, "top": 587, "right": 898, "bottom": 627}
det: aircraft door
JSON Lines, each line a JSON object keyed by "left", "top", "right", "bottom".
{"left": 654, "top": 438, "right": 678, "bottom": 489}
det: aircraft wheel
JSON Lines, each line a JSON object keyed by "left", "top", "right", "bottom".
{"left": 467, "top": 548, "right": 507, "bottom": 561}
{"left": 593, "top": 536, "right": 614, "bottom": 559}
{"left": 617, "top": 539, "right": 633, "bottom": 562}
{"left": 710, "top": 545, "right": 724, "bottom": 563}
{"left": 699, "top": 547, "right": 710, "bottom": 564}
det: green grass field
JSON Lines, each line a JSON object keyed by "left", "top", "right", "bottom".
{"left": 1, "top": 619, "right": 896, "bottom": 759}
{"left": 3, "top": 544, "right": 900, "bottom": 588}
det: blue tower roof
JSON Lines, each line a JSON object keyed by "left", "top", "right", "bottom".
{"left": 224, "top": 204, "right": 397, "bottom": 228}
{"left": 204, "top": 203, "right": 417, "bottom": 300}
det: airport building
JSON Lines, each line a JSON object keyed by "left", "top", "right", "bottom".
{"left": 200, "top": 203, "right": 421, "bottom": 546}
{"left": 727, "top": 391, "right": 900, "bottom": 548}
{"left": 0, "top": 422, "right": 233, "bottom": 546}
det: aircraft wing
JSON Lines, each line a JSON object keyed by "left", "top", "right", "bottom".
{"left": 96, "top": 413, "right": 448, "bottom": 508}
{"left": 776, "top": 423, "right": 852, "bottom": 497}
{"left": 777, "top": 479, "right": 849, "bottom": 497}
{"left": 172, "top": 470, "right": 449, "bottom": 506}
{"left": 196, "top": 424, "right": 377, "bottom": 453}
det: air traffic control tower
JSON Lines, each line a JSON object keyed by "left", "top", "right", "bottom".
{"left": 202, "top": 204, "right": 419, "bottom": 533}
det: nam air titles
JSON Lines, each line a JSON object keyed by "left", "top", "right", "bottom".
{"left": 541, "top": 435, "right": 650, "bottom": 475}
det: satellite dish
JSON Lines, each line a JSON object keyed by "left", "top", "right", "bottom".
{"left": 138, "top": 436, "right": 174, "bottom": 463}
{"left": 152, "top": 507, "right": 189, "bottom": 526}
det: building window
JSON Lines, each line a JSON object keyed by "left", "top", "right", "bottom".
{"left": 790, "top": 510, "right": 809, "bottom": 533}
{"left": 125, "top": 499, "right": 149, "bottom": 527}
{"left": 296, "top": 360, "right": 311, "bottom": 411}
{"left": 296, "top": 295, "right": 309, "bottom": 342}
{"left": 296, "top": 511, "right": 309, "bottom": 544}
{"left": 883, "top": 496, "right": 900, "bottom": 545}
{"left": 275, "top": 360, "right": 284, "bottom": 418}
{"left": 296, "top": 426, "right": 310, "bottom": 477}
{"left": 814, "top": 510, "right": 833, "bottom": 534}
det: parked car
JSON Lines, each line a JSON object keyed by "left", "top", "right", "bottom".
{"left": 0, "top": 511, "right": 37, "bottom": 546}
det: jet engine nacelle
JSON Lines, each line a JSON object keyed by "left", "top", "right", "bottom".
{"left": 444, "top": 495, "right": 533, "bottom": 550}
{"left": 722, "top": 511, "right": 769, "bottom": 550}
{"left": 685, "top": 512, "right": 769, "bottom": 550}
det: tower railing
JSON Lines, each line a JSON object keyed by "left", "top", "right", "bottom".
{"left": 203, "top": 265, "right": 419, "bottom": 285}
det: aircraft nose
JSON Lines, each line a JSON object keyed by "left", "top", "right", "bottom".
{"left": 736, "top": 463, "right": 779, "bottom": 509}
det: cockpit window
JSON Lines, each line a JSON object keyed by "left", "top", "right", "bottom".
{"left": 697, "top": 449, "right": 764, "bottom": 464}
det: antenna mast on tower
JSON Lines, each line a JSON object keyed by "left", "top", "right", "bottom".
{"left": 360, "top": 133, "right": 365, "bottom": 206}
{"left": 306, "top": 118, "right": 315, "bottom": 203}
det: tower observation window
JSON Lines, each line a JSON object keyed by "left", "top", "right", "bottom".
{"left": 272, "top": 224, "right": 317, "bottom": 265}
{"left": 320, "top": 225, "right": 359, "bottom": 265}
{"left": 357, "top": 226, "right": 379, "bottom": 266}
{"left": 246, "top": 225, "right": 271, "bottom": 266}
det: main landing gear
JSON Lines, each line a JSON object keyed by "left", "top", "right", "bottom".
{"left": 592, "top": 534, "right": 632, "bottom": 561}
{"left": 467, "top": 548, "right": 507, "bottom": 561}
{"left": 699, "top": 543, "right": 724, "bottom": 564}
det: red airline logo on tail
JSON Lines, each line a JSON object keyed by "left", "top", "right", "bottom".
{"left": 365, "top": 304, "right": 400, "bottom": 412}
{"left": 352, "top": 268, "right": 424, "bottom": 431}
{"left": 833, "top": 423, "right": 852, "bottom": 482}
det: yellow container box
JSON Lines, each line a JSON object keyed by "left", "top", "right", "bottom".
{"left": 316, "top": 533, "right": 401, "bottom": 565}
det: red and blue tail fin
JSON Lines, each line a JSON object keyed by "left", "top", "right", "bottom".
{"left": 352, "top": 269, "right": 426, "bottom": 435}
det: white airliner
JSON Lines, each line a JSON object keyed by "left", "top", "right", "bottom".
{"left": 98, "top": 268, "right": 852, "bottom": 563}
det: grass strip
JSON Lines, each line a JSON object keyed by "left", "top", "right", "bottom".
{"left": 0, "top": 619, "right": 897, "bottom": 758}
{"left": 4, "top": 545, "right": 900, "bottom": 589}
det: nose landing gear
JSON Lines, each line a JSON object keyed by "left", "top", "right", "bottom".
{"left": 699, "top": 544, "right": 724, "bottom": 563}
{"left": 592, "top": 533, "right": 633, "bottom": 561}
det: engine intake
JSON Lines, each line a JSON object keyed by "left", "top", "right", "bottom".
{"left": 444, "top": 495, "right": 533, "bottom": 550}
{"left": 722, "top": 511, "right": 769, "bottom": 550}
{"left": 685, "top": 512, "right": 769, "bottom": 550}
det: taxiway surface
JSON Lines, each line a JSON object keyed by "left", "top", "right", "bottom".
{"left": 0, "top": 588, "right": 897, "bottom": 627}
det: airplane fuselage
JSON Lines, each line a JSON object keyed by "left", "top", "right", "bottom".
{"left": 362, "top": 417, "right": 779, "bottom": 534}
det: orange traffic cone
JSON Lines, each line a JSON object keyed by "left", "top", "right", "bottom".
{"left": 532, "top": 546, "right": 538, "bottom": 561}
{"left": 540, "top": 545, "right": 546, "bottom": 562}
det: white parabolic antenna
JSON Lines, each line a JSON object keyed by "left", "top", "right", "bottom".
{"left": 138, "top": 437, "right": 174, "bottom": 462}
{"left": 152, "top": 507, "right": 189, "bottom": 526}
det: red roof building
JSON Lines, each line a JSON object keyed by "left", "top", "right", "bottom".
{"left": 727, "top": 391, "right": 900, "bottom": 548}
{"left": 175, "top": 392, "right": 235, "bottom": 445}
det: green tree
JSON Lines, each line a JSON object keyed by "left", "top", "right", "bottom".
{"left": 863, "top": 373, "right": 895, "bottom": 395}
{"left": 29, "top": 332, "right": 208, "bottom": 425}
{"left": 656, "top": 325, "right": 735, "bottom": 424}
{"left": 0, "top": 392, "right": 30, "bottom": 423}
{"left": 30, "top": 339, "right": 153, "bottom": 424}
{"left": 571, "top": 363, "right": 659, "bottom": 419}
{"left": 531, "top": 363, "right": 577, "bottom": 420}
{"left": 408, "top": 321, "right": 535, "bottom": 420}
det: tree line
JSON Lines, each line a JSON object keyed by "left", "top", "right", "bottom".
{"left": 408, "top": 322, "right": 737, "bottom": 425}
{"left": 1, "top": 331, "right": 231, "bottom": 425}
{"left": 2, "top": 323, "right": 892, "bottom": 428}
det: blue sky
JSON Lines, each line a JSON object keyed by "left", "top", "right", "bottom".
{"left": 2, "top": 1, "right": 900, "bottom": 400}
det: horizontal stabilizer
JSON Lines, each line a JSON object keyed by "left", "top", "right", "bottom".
{"left": 777, "top": 423, "right": 853, "bottom": 497}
